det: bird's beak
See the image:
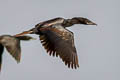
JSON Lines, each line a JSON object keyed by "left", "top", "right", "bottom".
{"left": 92, "top": 22, "right": 97, "bottom": 26}
{"left": 87, "top": 22, "right": 97, "bottom": 26}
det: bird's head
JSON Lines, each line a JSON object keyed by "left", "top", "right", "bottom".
{"left": 71, "top": 17, "right": 97, "bottom": 25}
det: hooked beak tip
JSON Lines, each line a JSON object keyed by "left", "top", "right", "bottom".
{"left": 89, "top": 22, "right": 97, "bottom": 26}
{"left": 93, "top": 23, "right": 97, "bottom": 26}
{"left": 90, "top": 22, "right": 97, "bottom": 26}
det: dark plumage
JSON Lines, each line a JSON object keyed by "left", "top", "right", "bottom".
{"left": 0, "top": 35, "right": 34, "bottom": 72}
{"left": 15, "top": 17, "right": 97, "bottom": 69}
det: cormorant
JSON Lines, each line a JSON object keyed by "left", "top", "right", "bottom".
{"left": 15, "top": 17, "right": 97, "bottom": 69}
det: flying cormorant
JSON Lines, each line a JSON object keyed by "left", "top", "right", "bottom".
{"left": 15, "top": 17, "right": 97, "bottom": 69}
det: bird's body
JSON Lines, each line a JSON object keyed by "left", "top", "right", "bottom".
{"left": 15, "top": 17, "right": 97, "bottom": 69}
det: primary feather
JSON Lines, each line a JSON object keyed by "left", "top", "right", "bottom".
{"left": 39, "top": 24, "right": 79, "bottom": 68}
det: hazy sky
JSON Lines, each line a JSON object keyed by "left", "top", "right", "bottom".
{"left": 0, "top": 0, "right": 119, "bottom": 80}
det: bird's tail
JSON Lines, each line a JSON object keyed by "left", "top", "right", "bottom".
{"left": 15, "top": 36, "right": 36, "bottom": 41}
{"left": 14, "top": 28, "right": 36, "bottom": 41}
{"left": 14, "top": 28, "right": 35, "bottom": 37}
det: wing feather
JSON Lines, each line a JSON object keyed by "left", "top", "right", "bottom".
{"left": 0, "top": 44, "right": 4, "bottom": 72}
{"left": 3, "top": 36, "right": 21, "bottom": 63}
{"left": 39, "top": 25, "right": 79, "bottom": 69}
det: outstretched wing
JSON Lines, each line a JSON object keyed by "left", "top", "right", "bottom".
{"left": 3, "top": 36, "right": 21, "bottom": 63}
{"left": 0, "top": 44, "right": 4, "bottom": 72}
{"left": 39, "top": 24, "right": 79, "bottom": 69}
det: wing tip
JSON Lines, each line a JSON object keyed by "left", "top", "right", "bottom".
{"left": 67, "top": 63, "right": 79, "bottom": 69}
{"left": 0, "top": 63, "right": 1, "bottom": 72}
{"left": 14, "top": 53, "right": 21, "bottom": 64}
{"left": 16, "top": 59, "right": 20, "bottom": 64}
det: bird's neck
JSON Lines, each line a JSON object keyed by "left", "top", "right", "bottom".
{"left": 62, "top": 18, "right": 84, "bottom": 27}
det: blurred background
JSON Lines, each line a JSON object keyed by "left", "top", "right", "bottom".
{"left": 0, "top": 0, "right": 119, "bottom": 80}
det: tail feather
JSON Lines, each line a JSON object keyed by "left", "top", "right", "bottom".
{"left": 15, "top": 36, "right": 36, "bottom": 41}
{"left": 14, "top": 31, "right": 33, "bottom": 37}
